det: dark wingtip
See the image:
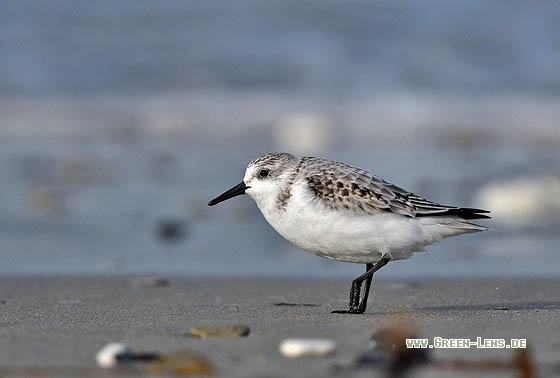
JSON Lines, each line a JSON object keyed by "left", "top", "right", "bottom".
{"left": 416, "top": 207, "right": 491, "bottom": 220}
{"left": 451, "top": 207, "right": 492, "bottom": 220}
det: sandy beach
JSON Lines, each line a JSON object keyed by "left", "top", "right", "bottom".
{"left": 1, "top": 276, "right": 559, "bottom": 377}
{"left": 3, "top": 2, "right": 560, "bottom": 377}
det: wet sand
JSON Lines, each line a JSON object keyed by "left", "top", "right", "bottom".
{"left": 0, "top": 277, "right": 559, "bottom": 377}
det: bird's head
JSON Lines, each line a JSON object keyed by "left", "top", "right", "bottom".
{"left": 208, "top": 153, "right": 297, "bottom": 207}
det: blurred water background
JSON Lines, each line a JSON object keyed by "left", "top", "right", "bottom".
{"left": 1, "top": 0, "right": 559, "bottom": 278}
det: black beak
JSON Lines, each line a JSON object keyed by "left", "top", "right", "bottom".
{"left": 208, "top": 182, "right": 248, "bottom": 206}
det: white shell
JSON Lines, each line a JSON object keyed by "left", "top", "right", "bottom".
{"left": 279, "top": 338, "right": 337, "bottom": 358}
{"left": 95, "top": 342, "right": 130, "bottom": 368}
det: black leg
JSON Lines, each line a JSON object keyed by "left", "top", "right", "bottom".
{"left": 332, "top": 257, "right": 390, "bottom": 314}
{"left": 358, "top": 263, "right": 375, "bottom": 313}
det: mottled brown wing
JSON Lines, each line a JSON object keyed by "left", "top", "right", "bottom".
{"left": 302, "top": 157, "right": 490, "bottom": 219}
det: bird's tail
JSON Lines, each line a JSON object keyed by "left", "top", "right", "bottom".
{"left": 439, "top": 219, "right": 489, "bottom": 233}
{"left": 420, "top": 215, "right": 489, "bottom": 242}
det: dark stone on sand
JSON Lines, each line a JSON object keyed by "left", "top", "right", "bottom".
{"left": 131, "top": 276, "right": 170, "bottom": 288}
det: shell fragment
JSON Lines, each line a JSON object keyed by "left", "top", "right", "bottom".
{"left": 279, "top": 338, "right": 337, "bottom": 358}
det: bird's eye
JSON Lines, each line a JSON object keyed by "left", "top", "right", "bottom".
{"left": 259, "top": 169, "right": 269, "bottom": 178}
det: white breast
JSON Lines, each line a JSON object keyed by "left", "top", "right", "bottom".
{"left": 252, "top": 181, "right": 431, "bottom": 263}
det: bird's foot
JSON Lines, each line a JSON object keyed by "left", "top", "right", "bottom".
{"left": 331, "top": 307, "right": 364, "bottom": 314}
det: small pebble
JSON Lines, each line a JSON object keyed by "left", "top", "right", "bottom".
{"left": 513, "top": 348, "right": 535, "bottom": 378}
{"left": 190, "top": 325, "right": 250, "bottom": 338}
{"left": 95, "top": 343, "right": 159, "bottom": 368}
{"left": 364, "top": 322, "right": 429, "bottom": 372}
{"left": 96, "top": 343, "right": 131, "bottom": 368}
{"left": 147, "top": 351, "right": 214, "bottom": 376}
{"left": 279, "top": 338, "right": 337, "bottom": 358}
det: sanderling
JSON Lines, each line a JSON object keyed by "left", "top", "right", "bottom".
{"left": 208, "top": 153, "right": 490, "bottom": 314}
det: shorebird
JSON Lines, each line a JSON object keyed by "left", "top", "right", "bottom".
{"left": 208, "top": 153, "right": 490, "bottom": 314}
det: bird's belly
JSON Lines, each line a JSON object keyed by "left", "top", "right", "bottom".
{"left": 261, "top": 204, "right": 428, "bottom": 263}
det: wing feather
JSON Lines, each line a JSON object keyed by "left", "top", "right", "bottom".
{"left": 302, "top": 157, "right": 490, "bottom": 220}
